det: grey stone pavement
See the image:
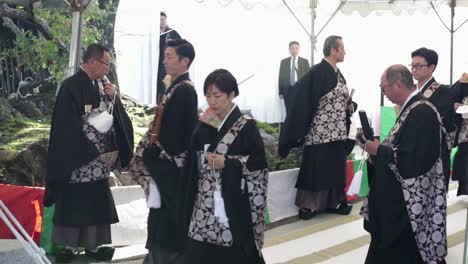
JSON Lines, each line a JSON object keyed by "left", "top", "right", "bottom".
{"left": 0, "top": 247, "right": 144, "bottom": 264}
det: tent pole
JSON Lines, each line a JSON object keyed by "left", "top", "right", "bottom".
{"left": 450, "top": 0, "right": 455, "bottom": 85}
{"left": 68, "top": 11, "right": 84, "bottom": 78}
{"left": 310, "top": 0, "right": 317, "bottom": 65}
{"left": 56, "top": 11, "right": 83, "bottom": 95}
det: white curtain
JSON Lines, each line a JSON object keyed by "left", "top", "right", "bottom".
{"left": 114, "top": 0, "right": 160, "bottom": 105}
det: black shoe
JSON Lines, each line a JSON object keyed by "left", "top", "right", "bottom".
{"left": 85, "top": 246, "right": 115, "bottom": 262}
{"left": 326, "top": 202, "right": 352, "bottom": 215}
{"left": 55, "top": 249, "right": 76, "bottom": 263}
{"left": 298, "top": 208, "right": 318, "bottom": 220}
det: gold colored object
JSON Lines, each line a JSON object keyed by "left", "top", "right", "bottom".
{"left": 149, "top": 105, "right": 164, "bottom": 144}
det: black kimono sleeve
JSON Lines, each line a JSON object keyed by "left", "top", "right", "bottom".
{"left": 430, "top": 86, "right": 456, "bottom": 134}
{"left": 278, "top": 65, "right": 334, "bottom": 158}
{"left": 377, "top": 104, "right": 440, "bottom": 179}
{"left": 222, "top": 120, "right": 268, "bottom": 259}
{"left": 44, "top": 81, "right": 100, "bottom": 206}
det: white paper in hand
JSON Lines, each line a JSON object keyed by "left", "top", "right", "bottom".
{"left": 147, "top": 179, "right": 161, "bottom": 209}
{"left": 456, "top": 105, "right": 468, "bottom": 119}
{"left": 347, "top": 170, "right": 363, "bottom": 196}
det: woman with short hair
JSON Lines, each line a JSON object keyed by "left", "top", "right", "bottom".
{"left": 184, "top": 69, "right": 268, "bottom": 264}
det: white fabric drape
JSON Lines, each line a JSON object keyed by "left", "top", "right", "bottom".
{"left": 114, "top": 0, "right": 160, "bottom": 105}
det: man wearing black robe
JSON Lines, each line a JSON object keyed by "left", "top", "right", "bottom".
{"left": 45, "top": 43, "right": 134, "bottom": 263}
{"left": 141, "top": 39, "right": 198, "bottom": 264}
{"left": 410, "top": 47, "right": 456, "bottom": 186}
{"left": 363, "top": 65, "right": 446, "bottom": 264}
{"left": 278, "top": 35, "right": 355, "bottom": 220}
{"left": 451, "top": 73, "right": 468, "bottom": 195}
{"left": 157, "top": 11, "right": 181, "bottom": 104}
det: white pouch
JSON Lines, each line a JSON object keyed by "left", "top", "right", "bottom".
{"left": 147, "top": 179, "right": 161, "bottom": 209}
{"left": 347, "top": 155, "right": 366, "bottom": 196}
{"left": 214, "top": 188, "right": 229, "bottom": 225}
{"left": 88, "top": 94, "right": 115, "bottom": 134}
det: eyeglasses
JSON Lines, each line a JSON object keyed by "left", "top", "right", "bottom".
{"left": 408, "top": 64, "right": 429, "bottom": 70}
{"left": 97, "top": 59, "right": 111, "bottom": 67}
{"left": 379, "top": 83, "right": 391, "bottom": 91}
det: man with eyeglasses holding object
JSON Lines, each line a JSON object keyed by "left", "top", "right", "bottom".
{"left": 410, "top": 47, "right": 456, "bottom": 188}
{"left": 45, "top": 43, "right": 134, "bottom": 263}
{"left": 363, "top": 65, "right": 447, "bottom": 264}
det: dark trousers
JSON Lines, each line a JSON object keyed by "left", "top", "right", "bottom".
{"left": 365, "top": 227, "right": 446, "bottom": 264}
{"left": 183, "top": 238, "right": 265, "bottom": 264}
{"left": 143, "top": 240, "right": 183, "bottom": 264}
{"left": 282, "top": 95, "right": 289, "bottom": 113}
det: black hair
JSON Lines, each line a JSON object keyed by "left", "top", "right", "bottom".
{"left": 83, "top": 43, "right": 110, "bottom": 63}
{"left": 160, "top": 12, "right": 167, "bottom": 17}
{"left": 411, "top": 47, "right": 438, "bottom": 70}
{"left": 167, "top": 39, "right": 195, "bottom": 67}
{"left": 289, "top": 41, "right": 300, "bottom": 48}
{"left": 203, "top": 69, "right": 239, "bottom": 97}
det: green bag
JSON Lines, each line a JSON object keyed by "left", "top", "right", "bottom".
{"left": 40, "top": 205, "right": 63, "bottom": 254}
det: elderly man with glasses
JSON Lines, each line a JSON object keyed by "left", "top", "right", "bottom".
{"left": 362, "top": 64, "right": 447, "bottom": 264}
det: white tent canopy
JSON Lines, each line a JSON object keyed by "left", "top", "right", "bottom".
{"left": 114, "top": 0, "right": 468, "bottom": 122}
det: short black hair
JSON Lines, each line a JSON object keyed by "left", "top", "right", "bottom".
{"left": 203, "top": 69, "right": 239, "bottom": 97}
{"left": 289, "top": 41, "right": 300, "bottom": 48}
{"left": 160, "top": 12, "right": 166, "bottom": 17}
{"left": 411, "top": 47, "right": 438, "bottom": 70}
{"left": 323, "top": 35, "right": 342, "bottom": 57}
{"left": 167, "top": 39, "right": 195, "bottom": 67}
{"left": 83, "top": 43, "right": 110, "bottom": 63}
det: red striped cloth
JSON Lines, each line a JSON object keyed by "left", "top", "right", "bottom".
{"left": 0, "top": 184, "right": 44, "bottom": 245}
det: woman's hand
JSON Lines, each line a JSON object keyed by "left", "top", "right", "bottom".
{"left": 207, "top": 153, "right": 225, "bottom": 169}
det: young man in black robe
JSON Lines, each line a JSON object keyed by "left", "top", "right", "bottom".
{"left": 134, "top": 39, "right": 198, "bottom": 264}
{"left": 451, "top": 73, "right": 468, "bottom": 195}
{"left": 44, "top": 43, "right": 134, "bottom": 263}
{"left": 362, "top": 65, "right": 446, "bottom": 264}
{"left": 278, "top": 35, "right": 355, "bottom": 220}
{"left": 410, "top": 47, "right": 456, "bottom": 186}
{"left": 157, "top": 11, "right": 181, "bottom": 104}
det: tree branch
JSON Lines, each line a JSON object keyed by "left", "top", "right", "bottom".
{"left": 0, "top": 3, "right": 66, "bottom": 51}
{"left": 1, "top": 17, "right": 24, "bottom": 38}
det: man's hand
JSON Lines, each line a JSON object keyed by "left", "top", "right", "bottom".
{"left": 279, "top": 95, "right": 284, "bottom": 100}
{"left": 364, "top": 139, "right": 380, "bottom": 156}
{"left": 103, "top": 82, "right": 116, "bottom": 97}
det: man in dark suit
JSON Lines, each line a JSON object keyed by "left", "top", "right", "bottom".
{"left": 278, "top": 41, "right": 310, "bottom": 111}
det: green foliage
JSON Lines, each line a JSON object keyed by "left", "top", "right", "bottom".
{"left": 1, "top": 1, "right": 112, "bottom": 82}
{"left": 0, "top": 117, "right": 50, "bottom": 153}
{"left": 256, "top": 121, "right": 278, "bottom": 135}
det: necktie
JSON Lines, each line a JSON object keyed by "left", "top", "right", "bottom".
{"left": 290, "top": 57, "right": 296, "bottom": 86}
